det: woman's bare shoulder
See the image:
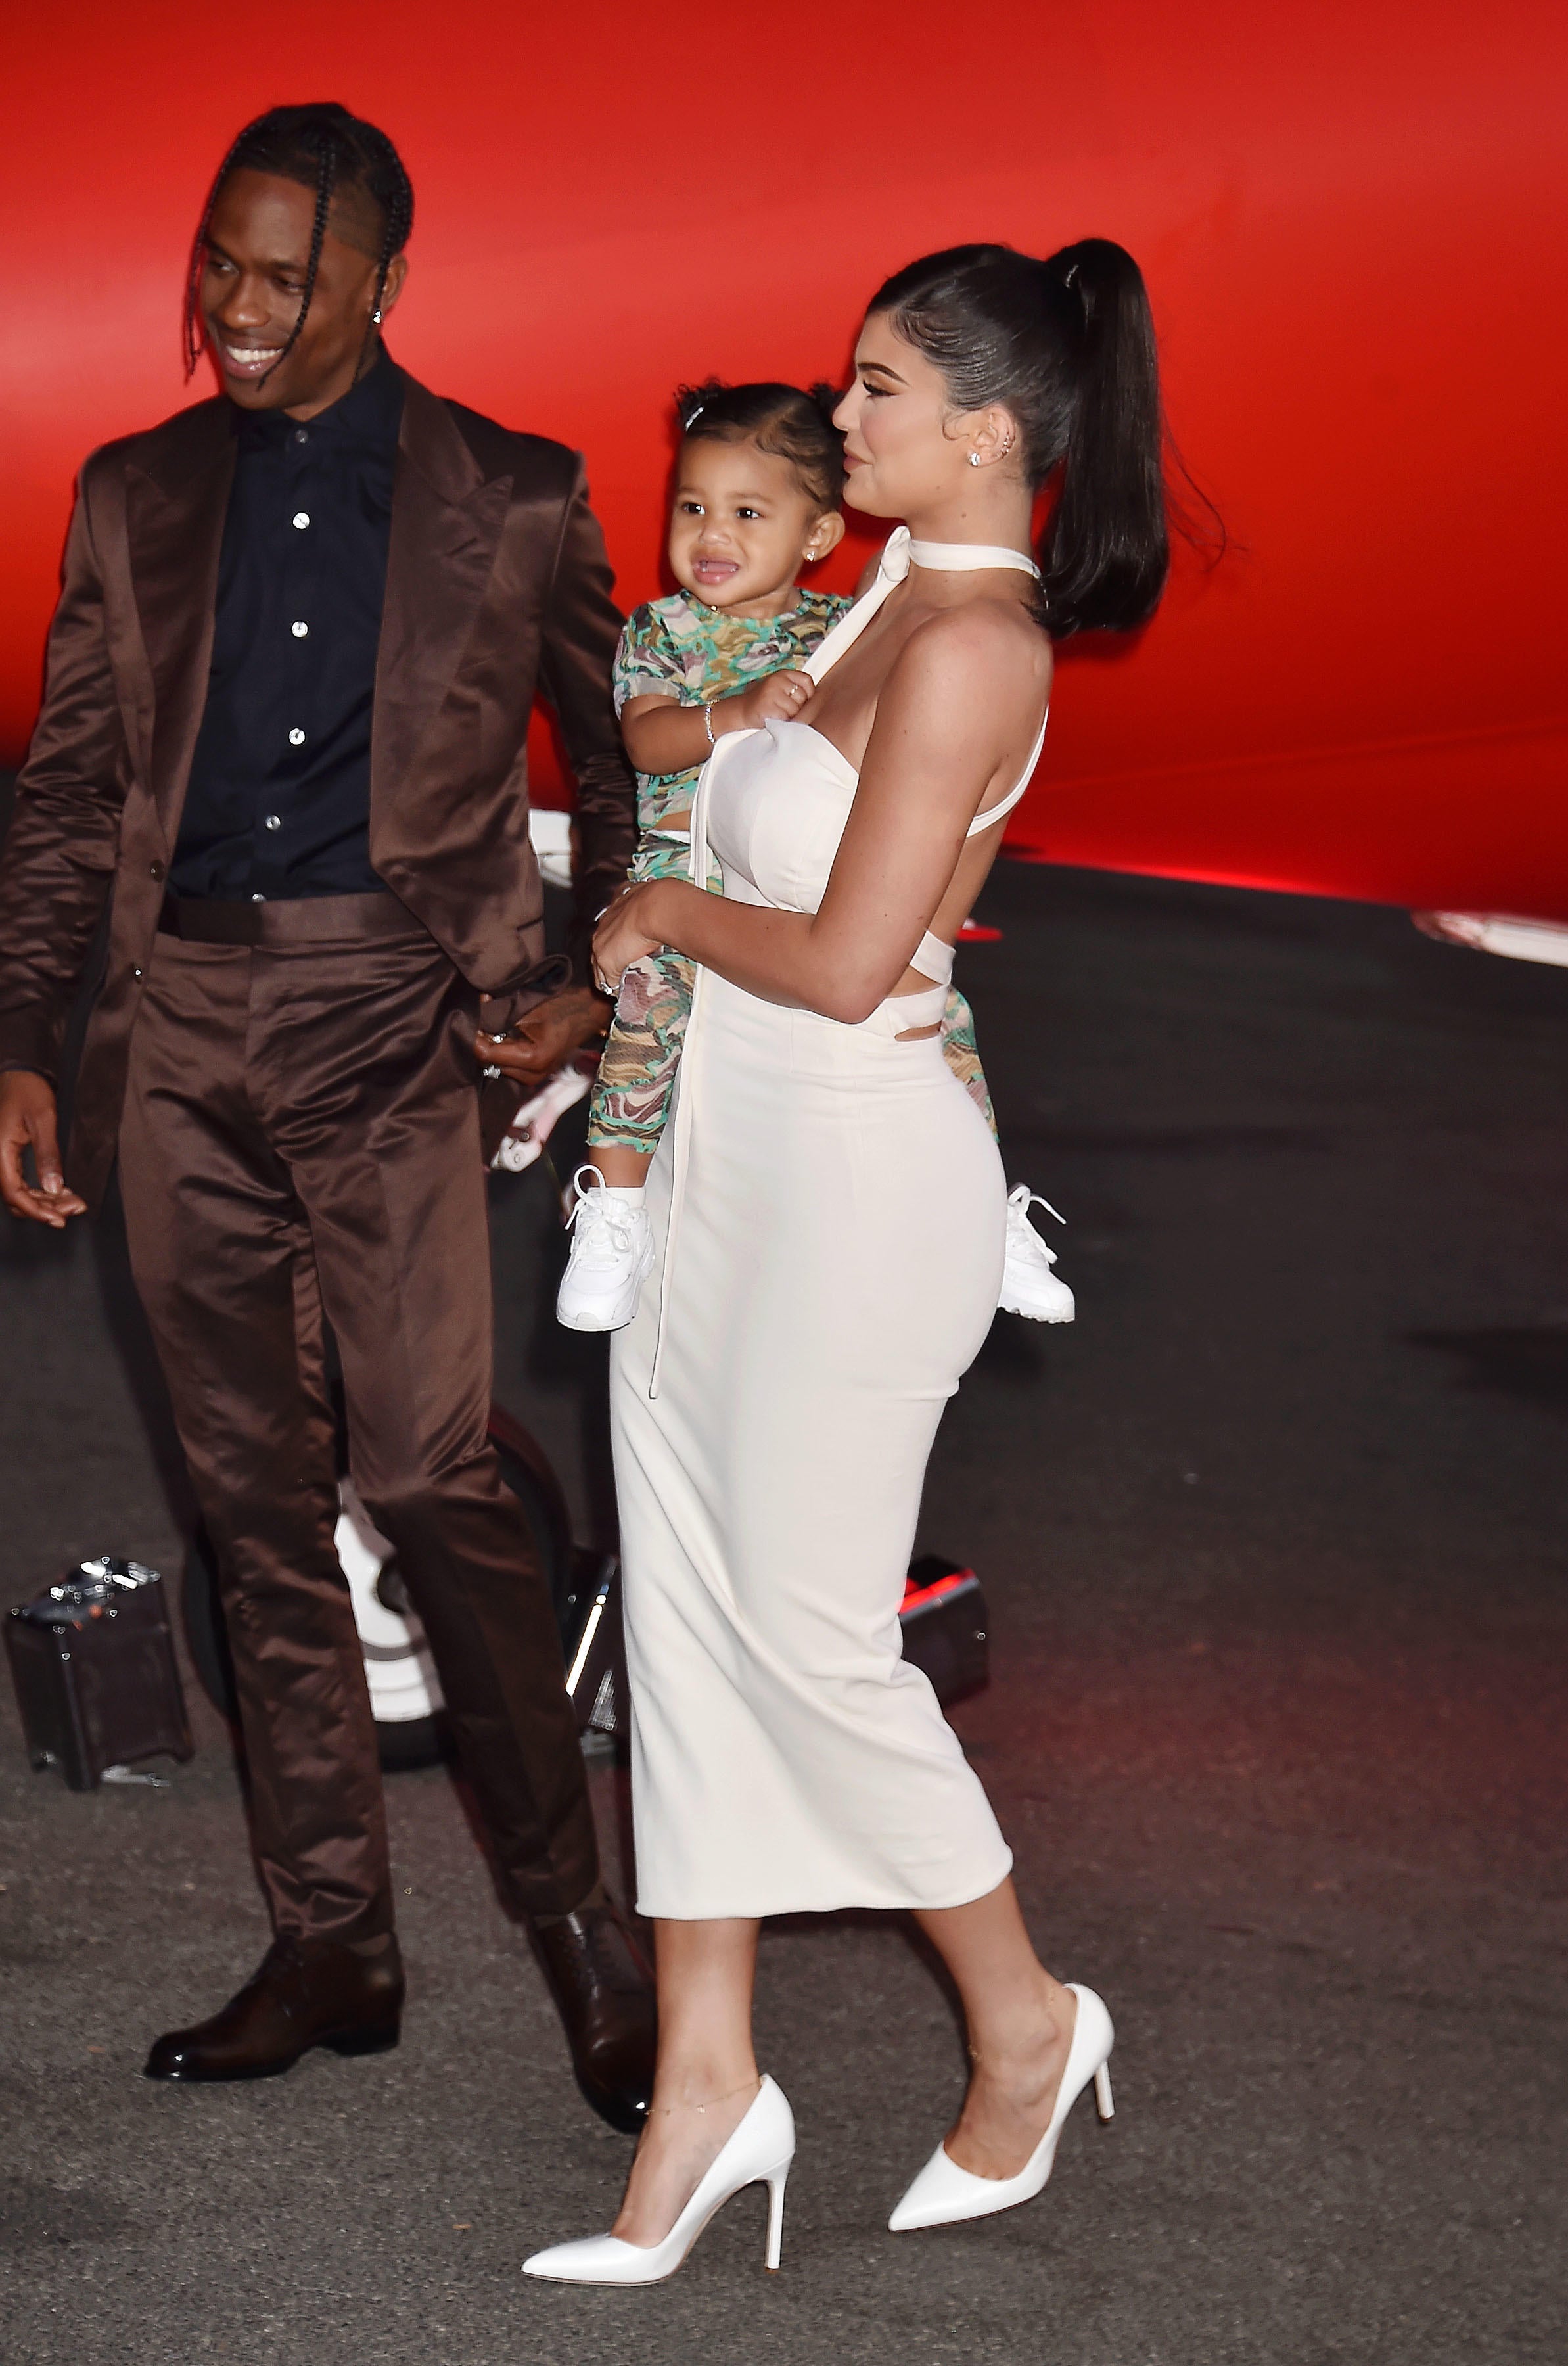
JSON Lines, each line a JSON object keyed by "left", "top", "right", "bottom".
{"left": 884, "top": 597, "right": 1051, "bottom": 731}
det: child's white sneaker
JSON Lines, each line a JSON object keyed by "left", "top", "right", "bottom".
{"left": 999, "top": 1184, "right": 1075, "bottom": 1322}
{"left": 555, "top": 1166, "right": 655, "bottom": 1332}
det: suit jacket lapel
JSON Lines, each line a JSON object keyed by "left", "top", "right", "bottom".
{"left": 374, "top": 376, "right": 513, "bottom": 810}
{"left": 124, "top": 401, "right": 235, "bottom": 845}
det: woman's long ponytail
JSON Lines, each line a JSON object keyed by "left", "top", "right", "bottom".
{"left": 870, "top": 237, "right": 1176, "bottom": 638}
{"left": 1036, "top": 239, "right": 1168, "bottom": 638}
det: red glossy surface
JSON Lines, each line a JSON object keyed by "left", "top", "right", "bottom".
{"left": 3, "top": 5, "right": 1563, "bottom": 912}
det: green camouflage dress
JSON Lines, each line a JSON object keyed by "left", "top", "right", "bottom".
{"left": 587, "top": 588, "right": 993, "bottom": 1156}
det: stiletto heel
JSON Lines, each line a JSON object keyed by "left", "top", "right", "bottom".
{"left": 523, "top": 2075, "right": 796, "bottom": 2285}
{"left": 764, "top": 2166, "right": 789, "bottom": 2271}
{"left": 888, "top": 1983, "right": 1115, "bottom": 2234}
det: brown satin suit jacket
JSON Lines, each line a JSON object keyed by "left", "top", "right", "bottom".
{"left": 0, "top": 370, "right": 637, "bottom": 1207}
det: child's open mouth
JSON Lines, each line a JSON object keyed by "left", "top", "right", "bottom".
{"left": 692, "top": 557, "right": 741, "bottom": 588}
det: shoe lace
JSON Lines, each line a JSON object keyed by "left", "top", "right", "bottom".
{"left": 1006, "top": 1182, "right": 1065, "bottom": 1235}
{"left": 566, "top": 1165, "right": 638, "bottom": 1263}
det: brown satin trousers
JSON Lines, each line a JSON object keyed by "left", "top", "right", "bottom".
{"left": 116, "top": 892, "right": 599, "bottom": 1942}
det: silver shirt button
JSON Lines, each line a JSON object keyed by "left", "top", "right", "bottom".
{"left": 288, "top": 728, "right": 306, "bottom": 747}
{"left": 264, "top": 814, "right": 282, "bottom": 831}
{"left": 292, "top": 511, "right": 310, "bottom": 529}
{"left": 292, "top": 620, "right": 308, "bottom": 638}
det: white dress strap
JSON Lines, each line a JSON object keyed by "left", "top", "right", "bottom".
{"left": 908, "top": 537, "right": 1040, "bottom": 578}
{"left": 911, "top": 928, "right": 955, "bottom": 986}
{"left": 803, "top": 528, "right": 1040, "bottom": 689}
{"left": 649, "top": 726, "right": 755, "bottom": 1398}
{"left": 801, "top": 529, "right": 911, "bottom": 685}
{"left": 965, "top": 707, "right": 1049, "bottom": 837}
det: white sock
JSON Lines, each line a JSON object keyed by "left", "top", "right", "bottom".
{"left": 598, "top": 1184, "right": 646, "bottom": 1206}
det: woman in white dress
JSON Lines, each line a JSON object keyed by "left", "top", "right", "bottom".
{"left": 525, "top": 239, "right": 1170, "bottom": 2284}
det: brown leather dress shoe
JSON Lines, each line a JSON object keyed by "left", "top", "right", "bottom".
{"left": 532, "top": 1899, "right": 656, "bottom": 2134}
{"left": 144, "top": 1933, "right": 404, "bottom": 2082}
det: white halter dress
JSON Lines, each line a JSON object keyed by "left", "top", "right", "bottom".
{"left": 609, "top": 529, "right": 1045, "bottom": 1918}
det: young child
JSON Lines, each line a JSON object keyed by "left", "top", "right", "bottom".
{"left": 555, "top": 378, "right": 1069, "bottom": 1331}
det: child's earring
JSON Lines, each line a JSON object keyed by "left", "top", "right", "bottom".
{"left": 373, "top": 308, "right": 384, "bottom": 325}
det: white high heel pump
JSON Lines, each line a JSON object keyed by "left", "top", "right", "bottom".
{"left": 522, "top": 2075, "right": 796, "bottom": 2285}
{"left": 888, "top": 1983, "right": 1114, "bottom": 2233}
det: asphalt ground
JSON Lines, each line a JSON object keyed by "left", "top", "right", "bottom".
{"left": 2, "top": 856, "right": 1565, "bottom": 2365}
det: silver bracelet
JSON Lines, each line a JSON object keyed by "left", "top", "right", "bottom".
{"left": 703, "top": 701, "right": 716, "bottom": 747}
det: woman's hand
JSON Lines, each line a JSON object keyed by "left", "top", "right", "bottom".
{"left": 593, "top": 883, "right": 666, "bottom": 998}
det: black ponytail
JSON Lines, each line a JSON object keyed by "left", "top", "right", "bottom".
{"left": 868, "top": 239, "right": 1171, "bottom": 636}
{"left": 1036, "top": 240, "right": 1168, "bottom": 635}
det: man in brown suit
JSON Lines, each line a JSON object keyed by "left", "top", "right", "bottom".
{"left": 0, "top": 103, "right": 655, "bottom": 2125}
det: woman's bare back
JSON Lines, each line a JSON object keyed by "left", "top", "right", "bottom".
{"left": 799, "top": 566, "right": 1051, "bottom": 1007}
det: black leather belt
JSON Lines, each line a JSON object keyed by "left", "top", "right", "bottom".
{"left": 157, "top": 891, "right": 430, "bottom": 948}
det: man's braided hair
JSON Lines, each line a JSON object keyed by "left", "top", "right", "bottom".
{"left": 184, "top": 102, "right": 414, "bottom": 383}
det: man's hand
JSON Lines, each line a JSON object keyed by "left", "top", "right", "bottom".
{"left": 475, "top": 985, "right": 611, "bottom": 1088}
{"left": 0, "top": 1071, "right": 87, "bottom": 1228}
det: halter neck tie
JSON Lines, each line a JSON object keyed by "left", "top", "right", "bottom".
{"left": 904, "top": 531, "right": 1040, "bottom": 578}
{"left": 803, "top": 529, "right": 1038, "bottom": 684}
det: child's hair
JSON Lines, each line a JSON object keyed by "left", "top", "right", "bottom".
{"left": 674, "top": 379, "right": 846, "bottom": 513}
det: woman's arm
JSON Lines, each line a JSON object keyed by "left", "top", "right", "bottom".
{"left": 596, "top": 611, "right": 1048, "bottom": 1024}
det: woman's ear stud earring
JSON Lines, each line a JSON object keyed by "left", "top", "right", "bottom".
{"left": 373, "top": 308, "right": 383, "bottom": 325}
{"left": 968, "top": 452, "right": 982, "bottom": 467}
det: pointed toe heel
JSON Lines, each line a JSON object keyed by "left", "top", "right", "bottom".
{"left": 522, "top": 2074, "right": 795, "bottom": 2286}
{"left": 889, "top": 1983, "right": 1115, "bottom": 2234}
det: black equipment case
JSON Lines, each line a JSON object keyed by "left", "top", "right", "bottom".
{"left": 560, "top": 1551, "right": 991, "bottom": 1744}
{"left": 5, "top": 1558, "right": 194, "bottom": 1791}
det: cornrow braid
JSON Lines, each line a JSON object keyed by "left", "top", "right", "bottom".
{"left": 183, "top": 102, "right": 415, "bottom": 386}
{"left": 183, "top": 120, "right": 251, "bottom": 377}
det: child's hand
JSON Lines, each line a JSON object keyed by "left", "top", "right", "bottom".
{"left": 719, "top": 670, "right": 814, "bottom": 733}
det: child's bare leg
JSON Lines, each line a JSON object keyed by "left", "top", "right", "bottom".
{"left": 587, "top": 1145, "right": 654, "bottom": 1190}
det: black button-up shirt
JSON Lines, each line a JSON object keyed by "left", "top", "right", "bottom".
{"left": 171, "top": 354, "right": 405, "bottom": 900}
